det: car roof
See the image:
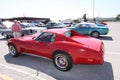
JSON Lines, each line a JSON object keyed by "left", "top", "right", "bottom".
{"left": 43, "top": 28, "right": 69, "bottom": 34}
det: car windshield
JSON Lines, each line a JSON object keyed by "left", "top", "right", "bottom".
{"left": 33, "top": 31, "right": 43, "bottom": 40}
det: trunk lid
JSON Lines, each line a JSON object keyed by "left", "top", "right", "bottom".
{"left": 71, "top": 36, "right": 102, "bottom": 51}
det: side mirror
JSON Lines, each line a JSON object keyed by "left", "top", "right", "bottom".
{"left": 32, "top": 37, "right": 35, "bottom": 40}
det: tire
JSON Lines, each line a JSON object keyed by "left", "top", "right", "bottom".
{"left": 21, "top": 34, "right": 24, "bottom": 37}
{"left": 52, "top": 51, "right": 73, "bottom": 71}
{"left": 91, "top": 32, "right": 100, "bottom": 38}
{"left": 29, "top": 29, "right": 33, "bottom": 34}
{"left": 8, "top": 44, "right": 19, "bottom": 57}
{"left": 2, "top": 32, "right": 9, "bottom": 39}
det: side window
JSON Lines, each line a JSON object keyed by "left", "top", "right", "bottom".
{"left": 51, "top": 23, "right": 57, "bottom": 26}
{"left": 37, "top": 32, "right": 55, "bottom": 43}
{"left": 81, "top": 24, "right": 87, "bottom": 27}
{"left": 79, "top": 24, "right": 90, "bottom": 28}
{"left": 51, "top": 34, "right": 56, "bottom": 42}
{"left": 46, "top": 23, "right": 51, "bottom": 26}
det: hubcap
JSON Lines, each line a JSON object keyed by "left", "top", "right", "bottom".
{"left": 55, "top": 54, "right": 68, "bottom": 69}
{"left": 92, "top": 32, "right": 99, "bottom": 37}
{"left": 9, "top": 46, "right": 16, "bottom": 56}
{"left": 3, "top": 33, "right": 7, "bottom": 38}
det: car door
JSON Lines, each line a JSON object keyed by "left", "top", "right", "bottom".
{"left": 24, "top": 32, "right": 55, "bottom": 58}
{"left": 75, "top": 24, "right": 90, "bottom": 35}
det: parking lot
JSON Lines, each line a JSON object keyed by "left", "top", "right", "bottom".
{"left": 0, "top": 22, "right": 120, "bottom": 80}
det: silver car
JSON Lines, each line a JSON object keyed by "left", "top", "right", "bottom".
{"left": 0, "top": 22, "right": 46, "bottom": 38}
{"left": 46, "top": 22, "right": 66, "bottom": 29}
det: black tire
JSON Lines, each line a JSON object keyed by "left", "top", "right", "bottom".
{"left": 29, "top": 29, "right": 33, "bottom": 34}
{"left": 21, "top": 34, "right": 24, "bottom": 37}
{"left": 52, "top": 51, "right": 73, "bottom": 71}
{"left": 2, "top": 32, "right": 9, "bottom": 39}
{"left": 91, "top": 31, "right": 100, "bottom": 38}
{"left": 8, "top": 44, "right": 19, "bottom": 57}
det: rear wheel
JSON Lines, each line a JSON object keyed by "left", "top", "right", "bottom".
{"left": 91, "top": 32, "right": 100, "bottom": 38}
{"left": 52, "top": 51, "right": 73, "bottom": 71}
{"left": 8, "top": 44, "right": 19, "bottom": 57}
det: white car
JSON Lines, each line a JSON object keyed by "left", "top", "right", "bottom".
{"left": 0, "top": 22, "right": 46, "bottom": 38}
{"left": 0, "top": 24, "right": 7, "bottom": 29}
{"left": 46, "top": 22, "right": 67, "bottom": 29}
{"left": 31, "top": 21, "right": 45, "bottom": 27}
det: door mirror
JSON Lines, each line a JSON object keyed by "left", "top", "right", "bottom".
{"left": 32, "top": 37, "right": 35, "bottom": 40}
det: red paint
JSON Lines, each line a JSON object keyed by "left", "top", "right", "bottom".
{"left": 7, "top": 29, "right": 104, "bottom": 64}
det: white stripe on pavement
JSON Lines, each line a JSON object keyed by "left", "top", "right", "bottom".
{"left": 0, "top": 63, "right": 56, "bottom": 80}
{"left": 0, "top": 73, "right": 14, "bottom": 80}
{"left": 105, "top": 51, "right": 120, "bottom": 55}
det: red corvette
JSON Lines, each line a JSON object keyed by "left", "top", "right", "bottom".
{"left": 7, "top": 29, "right": 104, "bottom": 71}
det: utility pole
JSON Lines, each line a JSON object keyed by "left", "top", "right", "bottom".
{"left": 93, "top": 0, "right": 95, "bottom": 22}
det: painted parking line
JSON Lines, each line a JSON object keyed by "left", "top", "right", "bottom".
{"left": 105, "top": 51, "right": 120, "bottom": 55}
{"left": 0, "top": 63, "right": 56, "bottom": 80}
{"left": 0, "top": 73, "right": 14, "bottom": 80}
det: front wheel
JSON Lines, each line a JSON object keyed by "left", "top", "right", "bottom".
{"left": 52, "top": 52, "right": 73, "bottom": 71}
{"left": 91, "top": 32, "right": 100, "bottom": 38}
{"left": 8, "top": 44, "right": 19, "bottom": 57}
{"left": 2, "top": 32, "right": 9, "bottom": 39}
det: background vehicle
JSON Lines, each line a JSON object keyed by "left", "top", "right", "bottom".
{"left": 31, "top": 21, "right": 45, "bottom": 27}
{"left": 68, "top": 22, "right": 109, "bottom": 38}
{"left": 0, "top": 24, "right": 7, "bottom": 29}
{"left": 0, "top": 22, "right": 46, "bottom": 38}
{"left": 0, "top": 20, "right": 7, "bottom": 29}
{"left": 46, "top": 22, "right": 66, "bottom": 29}
{"left": 7, "top": 29, "right": 104, "bottom": 71}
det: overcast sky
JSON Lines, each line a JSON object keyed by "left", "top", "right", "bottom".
{"left": 0, "top": 0, "right": 120, "bottom": 21}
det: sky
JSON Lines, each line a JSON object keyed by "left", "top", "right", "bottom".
{"left": 0, "top": 0, "right": 120, "bottom": 21}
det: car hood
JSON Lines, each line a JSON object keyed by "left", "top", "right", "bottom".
{"left": 71, "top": 36, "right": 102, "bottom": 51}
{"left": 18, "top": 34, "right": 36, "bottom": 41}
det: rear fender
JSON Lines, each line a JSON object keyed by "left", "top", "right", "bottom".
{"left": 51, "top": 42, "right": 83, "bottom": 64}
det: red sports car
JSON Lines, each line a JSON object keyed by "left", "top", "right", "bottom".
{"left": 7, "top": 29, "right": 104, "bottom": 71}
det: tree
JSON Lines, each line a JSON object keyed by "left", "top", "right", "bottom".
{"left": 73, "top": 19, "right": 79, "bottom": 23}
{"left": 83, "top": 13, "right": 87, "bottom": 22}
{"left": 93, "top": 18, "right": 96, "bottom": 23}
{"left": 116, "top": 14, "right": 120, "bottom": 21}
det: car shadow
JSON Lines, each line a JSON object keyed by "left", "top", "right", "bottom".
{"left": 98, "top": 36, "right": 113, "bottom": 41}
{"left": 4, "top": 53, "right": 114, "bottom": 80}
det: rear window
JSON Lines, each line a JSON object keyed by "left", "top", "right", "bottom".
{"left": 64, "top": 31, "right": 71, "bottom": 38}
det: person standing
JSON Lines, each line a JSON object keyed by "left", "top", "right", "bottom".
{"left": 11, "top": 20, "right": 21, "bottom": 38}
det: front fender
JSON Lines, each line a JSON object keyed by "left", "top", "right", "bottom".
{"left": 7, "top": 39, "right": 22, "bottom": 54}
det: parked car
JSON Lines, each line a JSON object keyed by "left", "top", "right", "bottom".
{"left": 20, "top": 23, "right": 46, "bottom": 33}
{"left": 0, "top": 21, "right": 7, "bottom": 29}
{"left": 7, "top": 28, "right": 104, "bottom": 71}
{"left": 96, "top": 21, "right": 107, "bottom": 26}
{"left": 46, "top": 22, "right": 66, "bottom": 29}
{"left": 67, "top": 22, "right": 109, "bottom": 38}
{"left": 96, "top": 23, "right": 105, "bottom": 26}
{"left": 0, "top": 24, "right": 7, "bottom": 29}
{"left": 99, "top": 21, "right": 107, "bottom": 25}
{"left": 31, "top": 21, "right": 45, "bottom": 27}
{"left": 0, "top": 22, "right": 46, "bottom": 38}
{"left": 2, "top": 21, "right": 13, "bottom": 28}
